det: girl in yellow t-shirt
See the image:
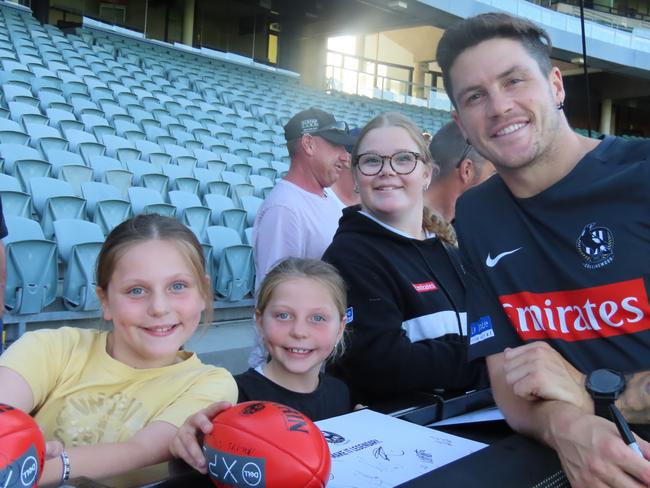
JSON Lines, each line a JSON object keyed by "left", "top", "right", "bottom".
{"left": 0, "top": 214, "right": 237, "bottom": 485}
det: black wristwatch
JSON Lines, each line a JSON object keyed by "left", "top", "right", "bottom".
{"left": 585, "top": 368, "right": 626, "bottom": 419}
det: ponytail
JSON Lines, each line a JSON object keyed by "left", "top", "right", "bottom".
{"left": 423, "top": 206, "right": 457, "bottom": 247}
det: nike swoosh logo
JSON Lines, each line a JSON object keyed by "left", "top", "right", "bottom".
{"left": 485, "top": 247, "right": 522, "bottom": 268}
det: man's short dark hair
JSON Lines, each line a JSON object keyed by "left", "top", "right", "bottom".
{"left": 429, "top": 121, "right": 486, "bottom": 180}
{"left": 437, "top": 13, "right": 553, "bottom": 107}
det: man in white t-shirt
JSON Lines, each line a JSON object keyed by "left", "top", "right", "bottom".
{"left": 249, "top": 107, "right": 356, "bottom": 367}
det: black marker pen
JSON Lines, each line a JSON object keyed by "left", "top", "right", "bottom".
{"left": 610, "top": 404, "right": 644, "bottom": 458}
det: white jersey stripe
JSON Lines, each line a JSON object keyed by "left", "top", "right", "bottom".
{"left": 401, "top": 311, "right": 467, "bottom": 342}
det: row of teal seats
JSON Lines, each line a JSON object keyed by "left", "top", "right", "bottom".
{"left": 0, "top": 175, "right": 263, "bottom": 240}
{"left": 3, "top": 214, "right": 255, "bottom": 315}
{"left": 0, "top": 98, "right": 290, "bottom": 163}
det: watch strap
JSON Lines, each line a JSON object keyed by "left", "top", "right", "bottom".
{"left": 593, "top": 397, "right": 614, "bottom": 420}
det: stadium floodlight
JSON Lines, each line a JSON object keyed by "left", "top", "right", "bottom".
{"left": 388, "top": 0, "right": 408, "bottom": 9}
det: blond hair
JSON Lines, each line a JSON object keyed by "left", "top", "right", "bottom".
{"left": 351, "top": 112, "right": 457, "bottom": 246}
{"left": 257, "top": 257, "right": 347, "bottom": 360}
{"left": 96, "top": 214, "right": 213, "bottom": 324}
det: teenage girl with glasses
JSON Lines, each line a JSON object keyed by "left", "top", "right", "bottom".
{"left": 322, "top": 111, "right": 486, "bottom": 404}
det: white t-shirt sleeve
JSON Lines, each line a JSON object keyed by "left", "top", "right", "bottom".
{"left": 254, "top": 203, "right": 304, "bottom": 280}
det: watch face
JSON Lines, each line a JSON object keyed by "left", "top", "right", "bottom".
{"left": 588, "top": 369, "right": 625, "bottom": 394}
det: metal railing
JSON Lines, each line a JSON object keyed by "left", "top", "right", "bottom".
{"left": 325, "top": 49, "right": 451, "bottom": 110}
{"left": 324, "top": 64, "right": 452, "bottom": 110}
{"left": 529, "top": 0, "right": 650, "bottom": 29}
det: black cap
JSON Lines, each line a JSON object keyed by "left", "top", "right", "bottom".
{"left": 284, "top": 107, "right": 357, "bottom": 147}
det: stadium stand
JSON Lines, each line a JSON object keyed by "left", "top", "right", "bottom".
{"left": 0, "top": 0, "right": 507, "bottom": 341}
{"left": 2, "top": 0, "right": 643, "bottom": 349}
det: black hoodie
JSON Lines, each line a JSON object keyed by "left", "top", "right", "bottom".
{"left": 323, "top": 206, "right": 485, "bottom": 403}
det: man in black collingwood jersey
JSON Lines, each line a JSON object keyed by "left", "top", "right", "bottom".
{"left": 437, "top": 12, "right": 650, "bottom": 487}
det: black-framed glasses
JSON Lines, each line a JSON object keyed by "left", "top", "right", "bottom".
{"left": 312, "top": 120, "right": 349, "bottom": 135}
{"left": 355, "top": 151, "right": 422, "bottom": 176}
{"left": 455, "top": 143, "right": 472, "bottom": 168}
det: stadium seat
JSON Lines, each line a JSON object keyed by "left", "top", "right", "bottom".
{"left": 62, "top": 81, "right": 89, "bottom": 100}
{"left": 0, "top": 143, "right": 53, "bottom": 192}
{"left": 248, "top": 174, "right": 274, "bottom": 197}
{"left": 214, "top": 244, "right": 254, "bottom": 301}
{"left": 25, "top": 123, "right": 68, "bottom": 154}
{"left": 36, "top": 89, "right": 67, "bottom": 112}
{"left": 224, "top": 140, "right": 252, "bottom": 159}
{"left": 205, "top": 225, "right": 252, "bottom": 300}
{"left": 205, "top": 180, "right": 231, "bottom": 197}
{"left": 134, "top": 139, "right": 171, "bottom": 165}
{"left": 189, "top": 230, "right": 215, "bottom": 287}
{"left": 0, "top": 118, "right": 29, "bottom": 144}
{"left": 3, "top": 215, "right": 58, "bottom": 314}
{"left": 163, "top": 142, "right": 195, "bottom": 164}
{"left": 99, "top": 100, "right": 129, "bottom": 122}
{"left": 192, "top": 148, "right": 221, "bottom": 168}
{"left": 0, "top": 143, "right": 42, "bottom": 174}
{"left": 97, "top": 168, "right": 133, "bottom": 199}
{"left": 8, "top": 100, "right": 48, "bottom": 126}
{"left": 205, "top": 224, "right": 241, "bottom": 260}
{"left": 0, "top": 188, "right": 31, "bottom": 218}
{"left": 58, "top": 164, "right": 94, "bottom": 197}
{"left": 46, "top": 108, "right": 83, "bottom": 132}
{"left": 220, "top": 208, "right": 247, "bottom": 238}
{"left": 246, "top": 156, "right": 270, "bottom": 175}
{"left": 231, "top": 183, "right": 255, "bottom": 208}
{"left": 243, "top": 226, "right": 253, "bottom": 245}
{"left": 168, "top": 190, "right": 211, "bottom": 240}
{"left": 86, "top": 154, "right": 121, "bottom": 178}
{"left": 126, "top": 159, "right": 169, "bottom": 197}
{"left": 0, "top": 128, "right": 29, "bottom": 145}
{"left": 271, "top": 147, "right": 289, "bottom": 163}
{"left": 231, "top": 163, "right": 252, "bottom": 178}
{"left": 193, "top": 167, "right": 222, "bottom": 196}
{"left": 80, "top": 181, "right": 122, "bottom": 218}
{"left": 101, "top": 134, "right": 141, "bottom": 162}
{"left": 127, "top": 186, "right": 175, "bottom": 216}
{"left": 252, "top": 147, "right": 275, "bottom": 163}
{"left": 92, "top": 196, "right": 131, "bottom": 235}
{"left": 80, "top": 113, "right": 115, "bottom": 139}
{"left": 220, "top": 170, "right": 247, "bottom": 187}
{"left": 29, "top": 177, "right": 86, "bottom": 238}
{"left": 219, "top": 152, "right": 243, "bottom": 170}
{"left": 46, "top": 149, "right": 85, "bottom": 174}
{"left": 240, "top": 195, "right": 263, "bottom": 227}
{"left": 270, "top": 160, "right": 290, "bottom": 175}
{"left": 258, "top": 166, "right": 278, "bottom": 182}
{"left": 53, "top": 219, "right": 104, "bottom": 311}
{"left": 162, "top": 164, "right": 199, "bottom": 194}
{"left": 205, "top": 160, "right": 227, "bottom": 174}
{"left": 29, "top": 77, "right": 63, "bottom": 94}
{"left": 143, "top": 124, "right": 168, "bottom": 142}
{"left": 147, "top": 151, "right": 173, "bottom": 167}
{"left": 203, "top": 194, "right": 236, "bottom": 225}
{"left": 196, "top": 133, "right": 227, "bottom": 152}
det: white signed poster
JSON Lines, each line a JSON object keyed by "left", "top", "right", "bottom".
{"left": 316, "top": 409, "right": 487, "bottom": 488}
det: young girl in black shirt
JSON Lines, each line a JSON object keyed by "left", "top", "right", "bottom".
{"left": 170, "top": 258, "right": 352, "bottom": 473}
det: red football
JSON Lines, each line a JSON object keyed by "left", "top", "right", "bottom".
{"left": 203, "top": 401, "right": 331, "bottom": 488}
{"left": 0, "top": 403, "right": 45, "bottom": 488}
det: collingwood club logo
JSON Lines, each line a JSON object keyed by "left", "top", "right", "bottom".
{"left": 577, "top": 222, "right": 614, "bottom": 269}
{"left": 321, "top": 431, "right": 347, "bottom": 444}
